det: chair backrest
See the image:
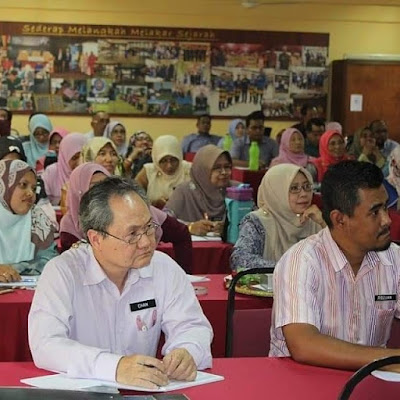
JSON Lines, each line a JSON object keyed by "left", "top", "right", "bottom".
{"left": 338, "top": 355, "right": 400, "bottom": 400}
{"left": 225, "top": 267, "right": 274, "bottom": 357}
{"left": 231, "top": 308, "right": 272, "bottom": 357}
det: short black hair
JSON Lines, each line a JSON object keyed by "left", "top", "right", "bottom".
{"left": 245, "top": 111, "right": 264, "bottom": 128}
{"left": 300, "top": 103, "right": 314, "bottom": 116}
{"left": 197, "top": 114, "right": 212, "bottom": 123}
{"left": 321, "top": 160, "right": 383, "bottom": 228}
{"left": 306, "top": 117, "right": 325, "bottom": 132}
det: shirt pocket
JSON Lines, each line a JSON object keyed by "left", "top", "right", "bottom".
{"left": 369, "top": 306, "right": 396, "bottom": 346}
{"left": 127, "top": 308, "right": 160, "bottom": 356}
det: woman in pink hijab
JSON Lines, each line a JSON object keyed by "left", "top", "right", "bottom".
{"left": 36, "top": 127, "right": 69, "bottom": 173}
{"left": 59, "top": 163, "right": 193, "bottom": 272}
{"left": 270, "top": 128, "right": 314, "bottom": 168}
{"left": 60, "top": 162, "right": 110, "bottom": 252}
{"left": 41, "top": 133, "right": 86, "bottom": 205}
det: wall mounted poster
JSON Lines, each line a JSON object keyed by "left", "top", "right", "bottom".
{"left": 0, "top": 22, "right": 329, "bottom": 119}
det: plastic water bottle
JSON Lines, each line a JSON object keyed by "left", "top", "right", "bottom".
{"left": 223, "top": 134, "right": 233, "bottom": 151}
{"left": 248, "top": 141, "right": 259, "bottom": 171}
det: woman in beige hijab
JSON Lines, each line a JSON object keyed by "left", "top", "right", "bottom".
{"left": 135, "top": 135, "right": 191, "bottom": 209}
{"left": 230, "top": 163, "right": 325, "bottom": 271}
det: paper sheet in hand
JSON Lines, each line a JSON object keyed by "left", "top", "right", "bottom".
{"left": 0, "top": 276, "right": 39, "bottom": 288}
{"left": 21, "top": 371, "right": 224, "bottom": 392}
{"left": 186, "top": 275, "right": 210, "bottom": 283}
{"left": 371, "top": 370, "right": 400, "bottom": 382}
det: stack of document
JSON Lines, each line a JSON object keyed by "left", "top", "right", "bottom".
{"left": 21, "top": 371, "right": 224, "bottom": 393}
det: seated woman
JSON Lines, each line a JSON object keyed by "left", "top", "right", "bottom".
{"left": 124, "top": 131, "right": 153, "bottom": 178}
{"left": 60, "top": 163, "right": 193, "bottom": 272}
{"left": 310, "top": 129, "right": 348, "bottom": 182}
{"left": 37, "top": 127, "right": 69, "bottom": 171}
{"left": 165, "top": 144, "right": 233, "bottom": 236}
{"left": 135, "top": 135, "right": 191, "bottom": 209}
{"left": 217, "top": 118, "right": 245, "bottom": 150}
{"left": 81, "top": 137, "right": 122, "bottom": 175}
{"left": 103, "top": 120, "right": 128, "bottom": 157}
{"left": 270, "top": 128, "right": 315, "bottom": 173}
{"left": 41, "top": 133, "right": 86, "bottom": 205}
{"left": 0, "top": 159, "right": 57, "bottom": 283}
{"left": 0, "top": 136, "right": 57, "bottom": 228}
{"left": 22, "top": 114, "right": 53, "bottom": 170}
{"left": 383, "top": 146, "right": 400, "bottom": 209}
{"left": 351, "top": 126, "right": 386, "bottom": 170}
{"left": 230, "top": 164, "right": 325, "bottom": 271}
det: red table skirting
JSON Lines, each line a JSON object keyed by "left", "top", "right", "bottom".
{"left": 0, "top": 275, "right": 270, "bottom": 361}
{"left": 157, "top": 242, "right": 233, "bottom": 274}
{"left": 1, "top": 358, "right": 400, "bottom": 399}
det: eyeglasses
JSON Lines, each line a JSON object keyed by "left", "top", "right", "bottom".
{"left": 98, "top": 221, "right": 160, "bottom": 245}
{"left": 211, "top": 164, "right": 232, "bottom": 173}
{"left": 289, "top": 182, "right": 313, "bottom": 194}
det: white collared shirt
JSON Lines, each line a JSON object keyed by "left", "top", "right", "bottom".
{"left": 28, "top": 244, "right": 213, "bottom": 381}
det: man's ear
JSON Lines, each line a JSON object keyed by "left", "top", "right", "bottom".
{"left": 330, "top": 209, "right": 348, "bottom": 230}
{"left": 87, "top": 229, "right": 102, "bottom": 251}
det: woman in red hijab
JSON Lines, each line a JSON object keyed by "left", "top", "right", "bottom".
{"left": 311, "top": 130, "right": 348, "bottom": 182}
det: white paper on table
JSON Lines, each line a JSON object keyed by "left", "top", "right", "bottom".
{"left": 186, "top": 275, "right": 210, "bottom": 283}
{"left": 0, "top": 276, "right": 39, "bottom": 288}
{"left": 191, "top": 235, "right": 222, "bottom": 242}
{"left": 372, "top": 370, "right": 400, "bottom": 382}
{"left": 21, "top": 371, "right": 224, "bottom": 392}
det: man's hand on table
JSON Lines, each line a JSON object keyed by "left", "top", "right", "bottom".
{"left": 116, "top": 354, "right": 168, "bottom": 389}
{"left": 163, "top": 348, "right": 197, "bottom": 381}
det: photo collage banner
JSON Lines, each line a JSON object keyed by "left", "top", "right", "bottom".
{"left": 0, "top": 22, "right": 329, "bottom": 119}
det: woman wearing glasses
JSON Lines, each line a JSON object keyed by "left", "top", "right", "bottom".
{"left": 136, "top": 135, "right": 191, "bottom": 209}
{"left": 103, "top": 121, "right": 128, "bottom": 157}
{"left": 165, "top": 145, "right": 233, "bottom": 237}
{"left": 230, "top": 164, "right": 325, "bottom": 271}
{"left": 124, "top": 131, "right": 153, "bottom": 178}
{"left": 22, "top": 113, "right": 53, "bottom": 169}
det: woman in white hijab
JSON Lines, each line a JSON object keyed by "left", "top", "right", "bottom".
{"left": 230, "top": 163, "right": 325, "bottom": 271}
{"left": 135, "top": 135, "right": 191, "bottom": 209}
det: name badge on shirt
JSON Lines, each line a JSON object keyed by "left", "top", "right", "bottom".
{"left": 375, "top": 294, "right": 397, "bottom": 301}
{"left": 130, "top": 299, "right": 156, "bottom": 312}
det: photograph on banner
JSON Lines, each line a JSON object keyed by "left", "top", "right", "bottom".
{"left": 210, "top": 67, "right": 272, "bottom": 116}
{"left": 192, "top": 85, "right": 210, "bottom": 115}
{"left": 290, "top": 67, "right": 329, "bottom": 94}
{"left": 170, "top": 83, "right": 194, "bottom": 115}
{"left": 262, "top": 98, "right": 293, "bottom": 118}
{"left": 175, "top": 42, "right": 210, "bottom": 86}
{"left": 147, "top": 81, "right": 173, "bottom": 115}
{"left": 292, "top": 93, "right": 327, "bottom": 120}
{"left": 275, "top": 45, "right": 303, "bottom": 71}
{"left": 50, "top": 77, "right": 87, "bottom": 112}
{"left": 302, "top": 46, "right": 328, "bottom": 67}
{"left": 211, "top": 43, "right": 265, "bottom": 69}
{"left": 145, "top": 58, "right": 176, "bottom": 83}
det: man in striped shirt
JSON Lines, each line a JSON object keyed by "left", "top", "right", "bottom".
{"left": 270, "top": 160, "right": 400, "bottom": 370}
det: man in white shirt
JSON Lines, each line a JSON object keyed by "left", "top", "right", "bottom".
{"left": 29, "top": 177, "right": 213, "bottom": 389}
{"left": 270, "top": 160, "right": 400, "bottom": 371}
{"left": 85, "top": 110, "right": 110, "bottom": 139}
